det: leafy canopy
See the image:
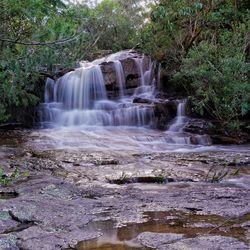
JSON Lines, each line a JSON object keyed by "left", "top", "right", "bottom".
{"left": 0, "top": 0, "right": 144, "bottom": 122}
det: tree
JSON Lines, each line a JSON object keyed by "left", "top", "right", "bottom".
{"left": 0, "top": 0, "right": 86, "bottom": 122}
{"left": 141, "top": 0, "right": 249, "bottom": 63}
{"left": 141, "top": 0, "right": 250, "bottom": 132}
{"left": 89, "top": 0, "right": 143, "bottom": 51}
{"left": 0, "top": 0, "right": 145, "bottom": 123}
{"left": 175, "top": 24, "right": 250, "bottom": 128}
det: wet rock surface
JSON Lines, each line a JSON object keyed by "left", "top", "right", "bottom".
{"left": 153, "top": 100, "right": 177, "bottom": 129}
{"left": 0, "top": 129, "right": 249, "bottom": 249}
{"left": 99, "top": 50, "right": 148, "bottom": 97}
{"left": 184, "top": 119, "right": 250, "bottom": 145}
{"left": 138, "top": 233, "right": 249, "bottom": 250}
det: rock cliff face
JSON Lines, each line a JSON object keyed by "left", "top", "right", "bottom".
{"left": 98, "top": 51, "right": 177, "bottom": 129}
{"left": 99, "top": 50, "right": 151, "bottom": 98}
{"left": 97, "top": 50, "right": 180, "bottom": 129}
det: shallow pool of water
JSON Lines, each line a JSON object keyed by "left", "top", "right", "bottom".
{"left": 27, "top": 127, "right": 250, "bottom": 153}
{"left": 74, "top": 210, "right": 249, "bottom": 250}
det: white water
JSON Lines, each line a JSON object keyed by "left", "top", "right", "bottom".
{"left": 163, "top": 100, "right": 212, "bottom": 146}
{"left": 134, "top": 57, "right": 145, "bottom": 86}
{"left": 168, "top": 100, "right": 188, "bottom": 132}
{"left": 113, "top": 60, "right": 126, "bottom": 97}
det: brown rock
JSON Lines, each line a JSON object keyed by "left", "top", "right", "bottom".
{"left": 100, "top": 62, "right": 116, "bottom": 87}
{"left": 184, "top": 119, "right": 212, "bottom": 134}
{"left": 133, "top": 97, "right": 153, "bottom": 104}
{"left": 153, "top": 100, "right": 177, "bottom": 129}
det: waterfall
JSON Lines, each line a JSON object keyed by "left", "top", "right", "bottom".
{"left": 133, "top": 59, "right": 156, "bottom": 99}
{"left": 164, "top": 99, "right": 192, "bottom": 145}
{"left": 168, "top": 100, "right": 188, "bottom": 132}
{"left": 39, "top": 52, "right": 155, "bottom": 127}
{"left": 162, "top": 99, "right": 212, "bottom": 146}
{"left": 57, "top": 65, "right": 107, "bottom": 110}
{"left": 133, "top": 57, "right": 145, "bottom": 86}
{"left": 113, "top": 60, "right": 126, "bottom": 97}
{"left": 38, "top": 50, "right": 212, "bottom": 147}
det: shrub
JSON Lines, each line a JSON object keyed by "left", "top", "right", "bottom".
{"left": 174, "top": 25, "right": 250, "bottom": 130}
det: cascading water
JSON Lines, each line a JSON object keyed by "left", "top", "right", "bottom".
{"left": 168, "top": 100, "right": 188, "bottom": 132}
{"left": 134, "top": 57, "right": 145, "bottom": 86}
{"left": 38, "top": 50, "right": 212, "bottom": 149}
{"left": 163, "top": 100, "right": 211, "bottom": 145}
{"left": 113, "top": 61, "right": 126, "bottom": 97}
{"left": 161, "top": 100, "right": 191, "bottom": 145}
{"left": 39, "top": 51, "right": 155, "bottom": 127}
{"left": 133, "top": 59, "right": 156, "bottom": 99}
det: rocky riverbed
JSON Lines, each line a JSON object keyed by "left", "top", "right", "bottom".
{"left": 0, "top": 129, "right": 250, "bottom": 249}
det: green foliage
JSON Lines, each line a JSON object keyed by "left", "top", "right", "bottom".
{"left": 152, "top": 168, "right": 168, "bottom": 183}
{"left": 0, "top": 0, "right": 76, "bottom": 122}
{"left": 142, "top": 0, "right": 249, "bottom": 61}
{"left": 142, "top": 0, "right": 205, "bottom": 61}
{"left": 174, "top": 24, "right": 250, "bottom": 127}
{"left": 0, "top": 0, "right": 143, "bottom": 123}
{"left": 0, "top": 167, "right": 19, "bottom": 186}
{"left": 141, "top": 0, "right": 250, "bottom": 132}
{"left": 92, "top": 0, "right": 142, "bottom": 51}
{"left": 116, "top": 171, "right": 130, "bottom": 185}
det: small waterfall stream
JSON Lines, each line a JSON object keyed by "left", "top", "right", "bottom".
{"left": 161, "top": 100, "right": 190, "bottom": 145}
{"left": 113, "top": 60, "right": 126, "bottom": 97}
{"left": 168, "top": 100, "right": 188, "bottom": 132}
{"left": 164, "top": 100, "right": 211, "bottom": 145}
{"left": 134, "top": 57, "right": 145, "bottom": 86}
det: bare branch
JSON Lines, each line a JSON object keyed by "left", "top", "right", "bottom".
{"left": 79, "top": 35, "right": 101, "bottom": 60}
{"left": 0, "top": 33, "right": 81, "bottom": 46}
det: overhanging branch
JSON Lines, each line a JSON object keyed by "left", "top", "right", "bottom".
{"left": 0, "top": 33, "right": 80, "bottom": 46}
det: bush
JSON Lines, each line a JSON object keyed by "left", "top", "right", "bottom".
{"left": 174, "top": 26, "right": 250, "bottom": 130}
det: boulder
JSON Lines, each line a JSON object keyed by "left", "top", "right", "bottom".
{"left": 133, "top": 97, "right": 153, "bottom": 105}
{"left": 184, "top": 119, "right": 250, "bottom": 144}
{"left": 100, "top": 62, "right": 119, "bottom": 98}
{"left": 126, "top": 78, "right": 140, "bottom": 89}
{"left": 40, "top": 65, "right": 75, "bottom": 80}
{"left": 120, "top": 57, "right": 139, "bottom": 79}
{"left": 153, "top": 100, "right": 177, "bottom": 129}
{"left": 190, "top": 134, "right": 212, "bottom": 145}
{"left": 100, "top": 62, "right": 116, "bottom": 87}
{"left": 99, "top": 50, "right": 151, "bottom": 95}
{"left": 184, "top": 119, "right": 212, "bottom": 134}
{"left": 210, "top": 134, "right": 249, "bottom": 145}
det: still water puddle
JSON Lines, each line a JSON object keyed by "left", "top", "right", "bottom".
{"left": 74, "top": 210, "right": 249, "bottom": 250}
